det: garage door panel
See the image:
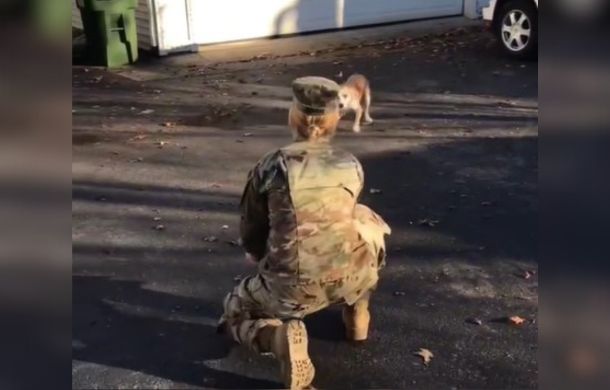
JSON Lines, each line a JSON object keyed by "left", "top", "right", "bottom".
{"left": 189, "top": 0, "right": 463, "bottom": 45}
{"left": 342, "top": 0, "right": 463, "bottom": 26}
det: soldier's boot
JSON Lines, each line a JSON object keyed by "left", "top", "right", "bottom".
{"left": 342, "top": 297, "right": 370, "bottom": 341}
{"left": 257, "top": 320, "right": 315, "bottom": 389}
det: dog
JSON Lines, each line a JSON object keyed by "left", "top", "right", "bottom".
{"left": 338, "top": 74, "right": 373, "bottom": 133}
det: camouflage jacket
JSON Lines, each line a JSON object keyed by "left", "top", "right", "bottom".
{"left": 240, "top": 140, "right": 390, "bottom": 284}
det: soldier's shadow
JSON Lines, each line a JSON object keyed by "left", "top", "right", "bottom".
{"left": 305, "top": 307, "right": 346, "bottom": 342}
{"left": 73, "top": 275, "right": 279, "bottom": 389}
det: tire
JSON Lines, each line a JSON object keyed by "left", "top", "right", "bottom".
{"left": 495, "top": 0, "right": 538, "bottom": 60}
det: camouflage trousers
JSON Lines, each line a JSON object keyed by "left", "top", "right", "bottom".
{"left": 219, "top": 203, "right": 389, "bottom": 352}
{"left": 219, "top": 273, "right": 377, "bottom": 352}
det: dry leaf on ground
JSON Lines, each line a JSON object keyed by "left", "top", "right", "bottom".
{"left": 414, "top": 348, "right": 434, "bottom": 365}
{"left": 418, "top": 218, "right": 439, "bottom": 227}
{"left": 465, "top": 317, "right": 483, "bottom": 326}
{"left": 509, "top": 316, "right": 526, "bottom": 325}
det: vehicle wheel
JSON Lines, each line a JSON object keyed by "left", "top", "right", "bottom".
{"left": 495, "top": 0, "right": 537, "bottom": 59}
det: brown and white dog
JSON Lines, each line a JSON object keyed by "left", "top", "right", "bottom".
{"left": 338, "top": 74, "right": 373, "bottom": 133}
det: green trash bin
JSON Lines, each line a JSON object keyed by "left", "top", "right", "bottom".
{"left": 77, "top": 0, "right": 138, "bottom": 67}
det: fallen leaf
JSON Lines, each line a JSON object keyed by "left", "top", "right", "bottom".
{"left": 153, "top": 216, "right": 162, "bottom": 222}
{"left": 509, "top": 316, "right": 526, "bottom": 325}
{"left": 162, "top": 122, "right": 175, "bottom": 127}
{"left": 369, "top": 188, "right": 382, "bottom": 194}
{"left": 140, "top": 109, "right": 154, "bottom": 115}
{"left": 153, "top": 224, "right": 165, "bottom": 231}
{"left": 333, "top": 60, "right": 343, "bottom": 65}
{"left": 221, "top": 225, "right": 229, "bottom": 230}
{"left": 523, "top": 270, "right": 532, "bottom": 279}
{"left": 393, "top": 291, "right": 406, "bottom": 296}
{"left": 335, "top": 71, "right": 343, "bottom": 78}
{"left": 227, "top": 240, "right": 239, "bottom": 246}
{"left": 418, "top": 218, "right": 439, "bottom": 227}
{"left": 414, "top": 348, "right": 434, "bottom": 365}
{"left": 465, "top": 317, "right": 483, "bottom": 326}
{"left": 243, "top": 132, "right": 253, "bottom": 137}
{"left": 203, "top": 236, "right": 218, "bottom": 243}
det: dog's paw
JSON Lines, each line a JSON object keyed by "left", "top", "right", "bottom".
{"left": 364, "top": 117, "right": 374, "bottom": 125}
{"left": 352, "top": 126, "right": 361, "bottom": 133}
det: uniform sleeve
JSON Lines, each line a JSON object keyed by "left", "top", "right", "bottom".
{"left": 239, "top": 167, "right": 269, "bottom": 261}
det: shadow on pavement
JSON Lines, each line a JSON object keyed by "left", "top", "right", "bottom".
{"left": 72, "top": 275, "right": 280, "bottom": 389}
{"left": 358, "top": 136, "right": 537, "bottom": 261}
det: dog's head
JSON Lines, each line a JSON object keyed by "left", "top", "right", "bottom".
{"left": 337, "top": 86, "right": 351, "bottom": 111}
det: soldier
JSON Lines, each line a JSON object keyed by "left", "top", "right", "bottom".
{"left": 218, "top": 76, "right": 391, "bottom": 389}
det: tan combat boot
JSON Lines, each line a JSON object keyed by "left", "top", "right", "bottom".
{"left": 342, "top": 298, "right": 370, "bottom": 341}
{"left": 257, "top": 320, "right": 315, "bottom": 389}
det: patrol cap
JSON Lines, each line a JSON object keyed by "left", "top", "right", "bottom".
{"left": 292, "top": 76, "right": 340, "bottom": 115}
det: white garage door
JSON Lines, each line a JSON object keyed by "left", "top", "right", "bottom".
{"left": 188, "top": 0, "right": 464, "bottom": 45}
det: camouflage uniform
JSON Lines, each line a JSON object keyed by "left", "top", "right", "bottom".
{"left": 220, "top": 78, "right": 391, "bottom": 352}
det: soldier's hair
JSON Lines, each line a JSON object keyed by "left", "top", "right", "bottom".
{"left": 288, "top": 104, "right": 340, "bottom": 141}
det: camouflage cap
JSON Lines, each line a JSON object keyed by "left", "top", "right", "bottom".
{"left": 292, "top": 76, "right": 340, "bottom": 115}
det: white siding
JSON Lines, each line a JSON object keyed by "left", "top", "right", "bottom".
{"left": 72, "top": 1, "right": 83, "bottom": 29}
{"left": 136, "top": 0, "right": 155, "bottom": 50}
{"left": 71, "top": 0, "right": 155, "bottom": 50}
